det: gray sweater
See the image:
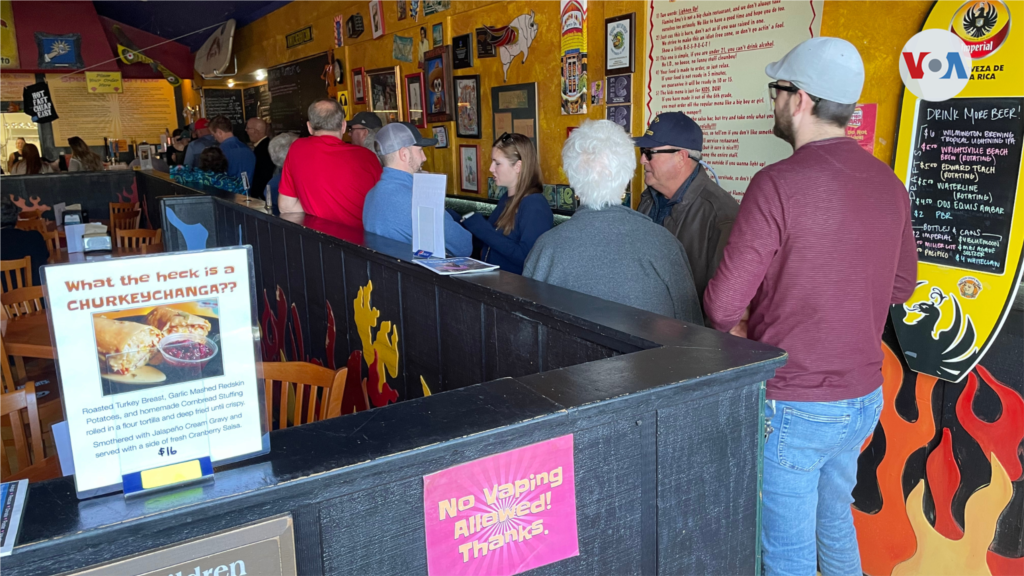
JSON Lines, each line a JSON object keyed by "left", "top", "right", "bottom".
{"left": 523, "top": 205, "right": 703, "bottom": 324}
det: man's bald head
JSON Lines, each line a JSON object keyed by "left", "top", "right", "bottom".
{"left": 246, "top": 117, "right": 268, "bottom": 142}
{"left": 306, "top": 99, "right": 346, "bottom": 137}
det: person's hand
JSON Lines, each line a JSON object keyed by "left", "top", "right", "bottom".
{"left": 729, "top": 307, "right": 751, "bottom": 339}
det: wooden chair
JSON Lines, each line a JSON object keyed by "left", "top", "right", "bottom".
{"left": 2, "top": 285, "right": 44, "bottom": 319}
{"left": 1, "top": 337, "right": 16, "bottom": 394}
{"left": 262, "top": 362, "right": 348, "bottom": 431}
{"left": 116, "top": 228, "right": 162, "bottom": 248}
{"left": 1, "top": 380, "right": 61, "bottom": 483}
{"left": 1, "top": 256, "right": 33, "bottom": 293}
{"left": 40, "top": 229, "right": 60, "bottom": 261}
{"left": 15, "top": 218, "right": 47, "bottom": 235}
{"left": 109, "top": 209, "right": 141, "bottom": 232}
{"left": 18, "top": 209, "right": 42, "bottom": 220}
{"left": 109, "top": 201, "right": 139, "bottom": 223}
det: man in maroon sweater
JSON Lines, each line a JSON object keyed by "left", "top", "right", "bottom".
{"left": 703, "top": 38, "right": 918, "bottom": 575}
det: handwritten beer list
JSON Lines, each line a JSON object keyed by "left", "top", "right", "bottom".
{"left": 908, "top": 98, "right": 1023, "bottom": 275}
{"left": 647, "top": 1, "right": 822, "bottom": 200}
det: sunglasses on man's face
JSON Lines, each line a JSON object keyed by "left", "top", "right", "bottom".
{"left": 639, "top": 147, "right": 682, "bottom": 161}
{"left": 768, "top": 82, "right": 820, "bottom": 103}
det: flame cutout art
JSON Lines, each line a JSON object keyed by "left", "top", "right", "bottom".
{"left": 854, "top": 343, "right": 937, "bottom": 576}
{"left": 353, "top": 281, "right": 399, "bottom": 407}
{"left": 8, "top": 194, "right": 51, "bottom": 215}
{"left": 925, "top": 428, "right": 963, "bottom": 539}
{"left": 956, "top": 367, "right": 1024, "bottom": 481}
{"left": 892, "top": 454, "right": 1012, "bottom": 576}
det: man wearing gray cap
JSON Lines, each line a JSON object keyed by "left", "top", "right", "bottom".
{"left": 363, "top": 122, "right": 472, "bottom": 256}
{"left": 634, "top": 111, "right": 738, "bottom": 307}
{"left": 703, "top": 38, "right": 918, "bottom": 576}
{"left": 348, "top": 111, "right": 383, "bottom": 161}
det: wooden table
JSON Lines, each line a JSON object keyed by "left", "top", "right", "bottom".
{"left": 49, "top": 244, "right": 163, "bottom": 264}
{"left": 4, "top": 313, "right": 53, "bottom": 361}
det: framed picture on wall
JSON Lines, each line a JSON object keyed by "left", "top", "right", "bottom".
{"left": 424, "top": 45, "right": 453, "bottom": 123}
{"left": 605, "top": 13, "right": 635, "bottom": 75}
{"left": 606, "top": 74, "right": 631, "bottom": 105}
{"left": 405, "top": 72, "right": 427, "bottom": 128}
{"left": 432, "top": 23, "right": 443, "bottom": 47}
{"left": 367, "top": 66, "right": 402, "bottom": 125}
{"left": 352, "top": 67, "right": 366, "bottom": 104}
{"left": 369, "top": 0, "right": 385, "bottom": 39}
{"left": 432, "top": 125, "right": 449, "bottom": 148}
{"left": 459, "top": 144, "right": 479, "bottom": 193}
{"left": 454, "top": 75, "right": 481, "bottom": 138}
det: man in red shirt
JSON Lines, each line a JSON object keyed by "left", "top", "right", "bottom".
{"left": 278, "top": 99, "right": 382, "bottom": 228}
{"left": 703, "top": 38, "right": 917, "bottom": 576}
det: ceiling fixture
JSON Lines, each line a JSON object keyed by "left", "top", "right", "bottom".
{"left": 227, "top": 79, "right": 235, "bottom": 87}
{"left": 254, "top": 69, "right": 267, "bottom": 81}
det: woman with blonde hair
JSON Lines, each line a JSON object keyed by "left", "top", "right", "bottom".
{"left": 68, "top": 136, "right": 104, "bottom": 172}
{"left": 459, "top": 132, "right": 553, "bottom": 274}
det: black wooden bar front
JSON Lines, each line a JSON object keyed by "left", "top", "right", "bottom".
{"left": 3, "top": 172, "right": 787, "bottom": 576}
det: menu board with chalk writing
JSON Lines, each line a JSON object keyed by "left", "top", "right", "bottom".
{"left": 906, "top": 97, "right": 1023, "bottom": 275}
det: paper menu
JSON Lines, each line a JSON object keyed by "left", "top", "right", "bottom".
{"left": 412, "top": 172, "right": 447, "bottom": 257}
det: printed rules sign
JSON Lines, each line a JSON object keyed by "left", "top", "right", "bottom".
{"left": 423, "top": 434, "right": 579, "bottom": 575}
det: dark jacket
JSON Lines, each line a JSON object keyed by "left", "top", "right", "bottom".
{"left": 250, "top": 137, "right": 275, "bottom": 200}
{"left": 636, "top": 166, "right": 739, "bottom": 302}
{"left": 462, "top": 192, "right": 552, "bottom": 275}
{"left": 524, "top": 205, "right": 703, "bottom": 323}
{"left": 1, "top": 227, "right": 50, "bottom": 289}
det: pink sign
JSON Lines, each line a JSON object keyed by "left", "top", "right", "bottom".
{"left": 846, "top": 103, "right": 878, "bottom": 155}
{"left": 423, "top": 434, "right": 579, "bottom": 576}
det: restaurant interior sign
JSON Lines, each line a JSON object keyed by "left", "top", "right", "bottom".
{"left": 0, "top": 0, "right": 19, "bottom": 68}
{"left": 42, "top": 247, "right": 268, "bottom": 498}
{"left": 423, "top": 434, "right": 579, "bottom": 576}
{"left": 890, "top": 0, "right": 1024, "bottom": 383}
{"left": 645, "top": 0, "right": 824, "bottom": 201}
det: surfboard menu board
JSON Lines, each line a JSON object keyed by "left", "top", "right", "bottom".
{"left": 890, "top": 0, "right": 1024, "bottom": 383}
{"left": 268, "top": 53, "right": 328, "bottom": 133}
{"left": 906, "top": 97, "right": 1024, "bottom": 275}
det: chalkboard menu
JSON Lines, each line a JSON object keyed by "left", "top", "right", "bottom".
{"left": 203, "top": 88, "right": 245, "bottom": 129}
{"left": 268, "top": 53, "right": 329, "bottom": 133}
{"left": 244, "top": 84, "right": 271, "bottom": 122}
{"left": 907, "top": 97, "right": 1023, "bottom": 275}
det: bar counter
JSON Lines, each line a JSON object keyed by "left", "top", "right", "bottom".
{"left": 3, "top": 171, "right": 787, "bottom": 575}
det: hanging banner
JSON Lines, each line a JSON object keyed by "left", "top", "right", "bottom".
{"left": 890, "top": 0, "right": 1024, "bottom": 383}
{"left": 645, "top": 0, "right": 824, "bottom": 201}
{"left": 0, "top": 0, "right": 19, "bottom": 69}
{"left": 86, "top": 71, "right": 123, "bottom": 94}
{"left": 560, "top": 0, "right": 588, "bottom": 115}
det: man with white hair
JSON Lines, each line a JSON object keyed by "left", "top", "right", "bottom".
{"left": 703, "top": 38, "right": 917, "bottom": 576}
{"left": 278, "top": 99, "right": 382, "bottom": 227}
{"left": 523, "top": 120, "right": 702, "bottom": 323}
{"left": 363, "top": 122, "right": 471, "bottom": 256}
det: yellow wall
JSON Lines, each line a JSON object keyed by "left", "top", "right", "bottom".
{"left": 231, "top": 1, "right": 933, "bottom": 196}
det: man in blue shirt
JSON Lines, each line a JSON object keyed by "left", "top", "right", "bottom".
{"left": 209, "top": 115, "right": 256, "bottom": 188}
{"left": 183, "top": 118, "right": 216, "bottom": 168}
{"left": 363, "top": 122, "right": 472, "bottom": 256}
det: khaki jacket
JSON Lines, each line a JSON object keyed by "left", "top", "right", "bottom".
{"left": 636, "top": 167, "right": 739, "bottom": 302}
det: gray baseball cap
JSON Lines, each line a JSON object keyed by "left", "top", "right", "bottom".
{"left": 765, "top": 37, "right": 864, "bottom": 105}
{"left": 375, "top": 122, "right": 437, "bottom": 156}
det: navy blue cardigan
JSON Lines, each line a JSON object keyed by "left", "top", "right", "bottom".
{"left": 461, "top": 192, "right": 553, "bottom": 274}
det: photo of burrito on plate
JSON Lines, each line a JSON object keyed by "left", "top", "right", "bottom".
{"left": 92, "top": 300, "right": 224, "bottom": 397}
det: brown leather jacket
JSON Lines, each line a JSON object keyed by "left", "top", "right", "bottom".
{"left": 636, "top": 167, "right": 739, "bottom": 303}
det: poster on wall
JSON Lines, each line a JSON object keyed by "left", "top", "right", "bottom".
{"left": 0, "top": 0, "right": 20, "bottom": 69}
{"left": 645, "top": 1, "right": 824, "bottom": 201}
{"left": 845, "top": 103, "right": 876, "bottom": 155}
{"left": 605, "top": 13, "right": 635, "bottom": 74}
{"left": 367, "top": 66, "right": 402, "bottom": 125}
{"left": 492, "top": 83, "right": 538, "bottom": 152}
{"left": 35, "top": 32, "right": 84, "bottom": 69}
{"left": 394, "top": 35, "right": 415, "bottom": 63}
{"left": 560, "top": 0, "right": 588, "bottom": 115}
{"left": 42, "top": 247, "right": 267, "bottom": 498}
{"left": 333, "top": 14, "right": 345, "bottom": 47}
{"left": 48, "top": 75, "right": 178, "bottom": 145}
{"left": 369, "top": 0, "right": 385, "bottom": 39}
{"left": 422, "top": 435, "right": 579, "bottom": 576}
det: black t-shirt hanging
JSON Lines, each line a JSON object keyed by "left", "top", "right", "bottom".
{"left": 23, "top": 82, "right": 59, "bottom": 123}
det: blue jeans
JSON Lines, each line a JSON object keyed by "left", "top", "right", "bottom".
{"left": 761, "top": 387, "right": 883, "bottom": 576}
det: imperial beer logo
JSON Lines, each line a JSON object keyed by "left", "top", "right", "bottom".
{"left": 950, "top": 0, "right": 1011, "bottom": 59}
{"left": 899, "top": 29, "right": 973, "bottom": 102}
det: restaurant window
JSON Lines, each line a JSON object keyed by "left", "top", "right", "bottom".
{"left": 1, "top": 112, "right": 39, "bottom": 171}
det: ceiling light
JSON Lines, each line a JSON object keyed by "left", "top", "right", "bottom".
{"left": 254, "top": 69, "right": 267, "bottom": 81}
{"left": 227, "top": 79, "right": 235, "bottom": 87}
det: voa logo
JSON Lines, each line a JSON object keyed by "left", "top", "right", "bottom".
{"left": 899, "top": 29, "right": 973, "bottom": 102}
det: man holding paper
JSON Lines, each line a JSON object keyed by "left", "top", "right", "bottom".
{"left": 363, "top": 122, "right": 472, "bottom": 256}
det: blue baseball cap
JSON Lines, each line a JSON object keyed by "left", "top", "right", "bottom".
{"left": 633, "top": 112, "right": 703, "bottom": 152}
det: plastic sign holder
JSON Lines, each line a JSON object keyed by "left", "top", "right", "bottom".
{"left": 42, "top": 246, "right": 269, "bottom": 499}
